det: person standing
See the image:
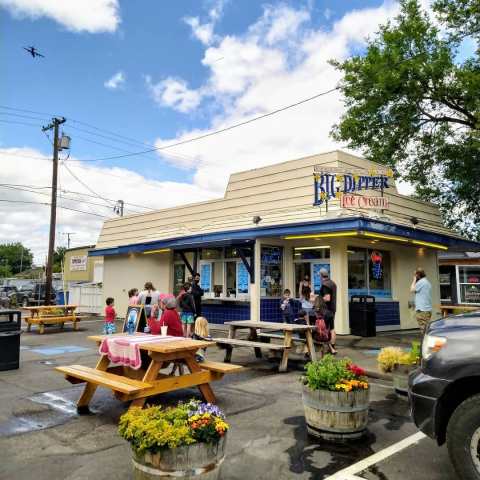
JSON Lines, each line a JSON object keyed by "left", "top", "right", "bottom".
{"left": 410, "top": 268, "right": 432, "bottom": 335}
{"left": 319, "top": 268, "right": 337, "bottom": 354}
{"left": 298, "top": 275, "right": 312, "bottom": 301}
{"left": 280, "top": 289, "right": 295, "bottom": 323}
{"left": 178, "top": 282, "right": 196, "bottom": 337}
{"left": 191, "top": 273, "right": 204, "bottom": 317}
{"left": 137, "top": 282, "right": 160, "bottom": 319}
{"left": 128, "top": 288, "right": 139, "bottom": 306}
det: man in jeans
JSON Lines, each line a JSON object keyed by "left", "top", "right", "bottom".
{"left": 410, "top": 268, "right": 432, "bottom": 334}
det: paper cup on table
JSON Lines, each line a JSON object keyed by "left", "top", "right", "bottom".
{"left": 160, "top": 325, "right": 168, "bottom": 336}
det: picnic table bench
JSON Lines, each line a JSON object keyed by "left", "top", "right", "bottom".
{"left": 437, "top": 305, "right": 479, "bottom": 318}
{"left": 23, "top": 305, "right": 80, "bottom": 334}
{"left": 56, "top": 334, "right": 243, "bottom": 412}
{"left": 214, "top": 320, "right": 317, "bottom": 372}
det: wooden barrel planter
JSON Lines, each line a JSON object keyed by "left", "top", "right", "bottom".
{"left": 302, "top": 385, "right": 370, "bottom": 441}
{"left": 132, "top": 436, "right": 226, "bottom": 480}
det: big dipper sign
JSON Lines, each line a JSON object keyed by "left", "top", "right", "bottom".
{"left": 313, "top": 166, "right": 394, "bottom": 207}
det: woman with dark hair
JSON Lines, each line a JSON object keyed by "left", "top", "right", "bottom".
{"left": 128, "top": 288, "right": 139, "bottom": 306}
{"left": 298, "top": 275, "right": 311, "bottom": 301}
{"left": 138, "top": 282, "right": 160, "bottom": 319}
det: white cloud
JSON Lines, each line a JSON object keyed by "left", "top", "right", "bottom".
{"left": 104, "top": 71, "right": 125, "bottom": 90}
{"left": 145, "top": 76, "right": 203, "bottom": 113}
{"left": 152, "top": 1, "right": 401, "bottom": 197}
{"left": 0, "top": 0, "right": 120, "bottom": 33}
{"left": 184, "top": 16, "right": 216, "bottom": 46}
{"left": 183, "top": 0, "right": 226, "bottom": 45}
{"left": 0, "top": 148, "right": 218, "bottom": 263}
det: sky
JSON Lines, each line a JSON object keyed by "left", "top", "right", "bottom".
{"left": 0, "top": 0, "right": 451, "bottom": 264}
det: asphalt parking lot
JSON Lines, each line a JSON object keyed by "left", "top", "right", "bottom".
{"left": 0, "top": 318, "right": 458, "bottom": 480}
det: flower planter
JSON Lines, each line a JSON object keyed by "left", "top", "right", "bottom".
{"left": 392, "top": 364, "right": 414, "bottom": 398}
{"left": 302, "top": 384, "right": 370, "bottom": 441}
{"left": 132, "top": 436, "right": 226, "bottom": 480}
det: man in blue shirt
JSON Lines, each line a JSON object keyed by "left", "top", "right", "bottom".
{"left": 410, "top": 268, "right": 432, "bottom": 334}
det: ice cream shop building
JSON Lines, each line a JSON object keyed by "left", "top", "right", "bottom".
{"left": 90, "top": 151, "right": 480, "bottom": 334}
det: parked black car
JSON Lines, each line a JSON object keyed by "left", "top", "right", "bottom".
{"left": 15, "top": 283, "right": 57, "bottom": 307}
{"left": 409, "top": 312, "right": 480, "bottom": 480}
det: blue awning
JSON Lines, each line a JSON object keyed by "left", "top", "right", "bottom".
{"left": 89, "top": 217, "right": 480, "bottom": 257}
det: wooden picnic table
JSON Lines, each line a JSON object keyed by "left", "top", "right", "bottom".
{"left": 214, "top": 320, "right": 317, "bottom": 372}
{"left": 22, "top": 304, "right": 79, "bottom": 334}
{"left": 56, "top": 333, "right": 242, "bottom": 413}
{"left": 438, "top": 304, "right": 479, "bottom": 318}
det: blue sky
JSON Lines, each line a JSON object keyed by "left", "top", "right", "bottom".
{"left": 1, "top": 0, "right": 382, "bottom": 184}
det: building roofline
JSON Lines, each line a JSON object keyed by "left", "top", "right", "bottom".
{"left": 90, "top": 216, "right": 480, "bottom": 257}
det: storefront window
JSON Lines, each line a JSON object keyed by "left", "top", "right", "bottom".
{"left": 200, "top": 248, "right": 223, "bottom": 260}
{"left": 348, "top": 247, "right": 392, "bottom": 298}
{"left": 458, "top": 266, "right": 480, "bottom": 304}
{"left": 225, "top": 247, "right": 252, "bottom": 259}
{"left": 199, "top": 262, "right": 212, "bottom": 293}
{"left": 293, "top": 247, "right": 330, "bottom": 261}
{"left": 173, "top": 264, "right": 186, "bottom": 296}
{"left": 439, "top": 266, "right": 455, "bottom": 302}
{"left": 261, "top": 246, "right": 283, "bottom": 297}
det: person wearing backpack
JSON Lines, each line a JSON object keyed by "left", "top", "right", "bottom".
{"left": 314, "top": 295, "right": 336, "bottom": 355}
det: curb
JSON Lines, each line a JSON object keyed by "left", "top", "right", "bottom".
{"left": 365, "top": 369, "right": 392, "bottom": 382}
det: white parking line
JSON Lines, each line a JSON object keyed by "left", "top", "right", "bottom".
{"left": 324, "top": 431, "right": 427, "bottom": 480}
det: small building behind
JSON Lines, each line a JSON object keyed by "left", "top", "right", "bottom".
{"left": 439, "top": 252, "right": 480, "bottom": 306}
{"left": 64, "top": 245, "right": 103, "bottom": 287}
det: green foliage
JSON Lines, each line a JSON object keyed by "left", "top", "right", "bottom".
{"left": 302, "top": 355, "right": 367, "bottom": 392}
{"left": 0, "top": 265, "right": 12, "bottom": 278}
{"left": 118, "top": 401, "right": 229, "bottom": 455}
{"left": 332, "top": 0, "right": 480, "bottom": 238}
{"left": 53, "top": 247, "right": 66, "bottom": 273}
{"left": 0, "top": 243, "right": 33, "bottom": 275}
{"left": 377, "top": 342, "right": 421, "bottom": 372}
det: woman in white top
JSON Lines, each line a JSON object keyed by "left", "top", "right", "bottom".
{"left": 137, "top": 281, "right": 160, "bottom": 318}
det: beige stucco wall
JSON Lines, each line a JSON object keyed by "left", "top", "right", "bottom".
{"left": 102, "top": 252, "right": 172, "bottom": 317}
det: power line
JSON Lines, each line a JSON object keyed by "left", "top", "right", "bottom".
{"left": 0, "top": 198, "right": 107, "bottom": 217}
{"left": 61, "top": 161, "right": 116, "bottom": 209}
{"left": 0, "top": 86, "right": 339, "bottom": 163}
{"left": 0, "top": 183, "right": 155, "bottom": 211}
{"left": 0, "top": 119, "right": 43, "bottom": 128}
{"left": 0, "top": 184, "right": 139, "bottom": 212}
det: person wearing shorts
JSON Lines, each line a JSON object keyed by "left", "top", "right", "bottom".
{"left": 178, "top": 282, "right": 196, "bottom": 338}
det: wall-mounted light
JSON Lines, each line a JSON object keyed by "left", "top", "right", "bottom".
{"left": 253, "top": 216, "right": 262, "bottom": 225}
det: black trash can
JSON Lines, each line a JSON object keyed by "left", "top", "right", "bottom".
{"left": 349, "top": 295, "right": 376, "bottom": 337}
{"left": 0, "top": 309, "right": 22, "bottom": 371}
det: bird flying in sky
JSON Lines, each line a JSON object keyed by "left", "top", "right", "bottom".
{"left": 23, "top": 46, "right": 45, "bottom": 58}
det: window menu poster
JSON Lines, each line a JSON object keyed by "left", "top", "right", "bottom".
{"left": 237, "top": 262, "right": 249, "bottom": 294}
{"left": 200, "top": 263, "right": 212, "bottom": 293}
{"left": 313, "top": 263, "right": 330, "bottom": 294}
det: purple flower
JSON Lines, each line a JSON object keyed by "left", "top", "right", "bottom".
{"left": 187, "top": 401, "right": 225, "bottom": 419}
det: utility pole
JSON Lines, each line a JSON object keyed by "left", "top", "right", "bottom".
{"left": 62, "top": 232, "right": 75, "bottom": 249}
{"left": 42, "top": 117, "right": 66, "bottom": 305}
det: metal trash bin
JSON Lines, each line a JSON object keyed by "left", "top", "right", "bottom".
{"left": 349, "top": 295, "right": 376, "bottom": 337}
{"left": 0, "top": 309, "right": 22, "bottom": 371}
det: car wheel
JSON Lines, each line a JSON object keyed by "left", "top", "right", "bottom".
{"left": 447, "top": 394, "right": 480, "bottom": 480}
{"left": 22, "top": 297, "right": 28, "bottom": 308}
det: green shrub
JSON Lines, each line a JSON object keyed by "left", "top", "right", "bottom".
{"left": 302, "top": 355, "right": 368, "bottom": 392}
